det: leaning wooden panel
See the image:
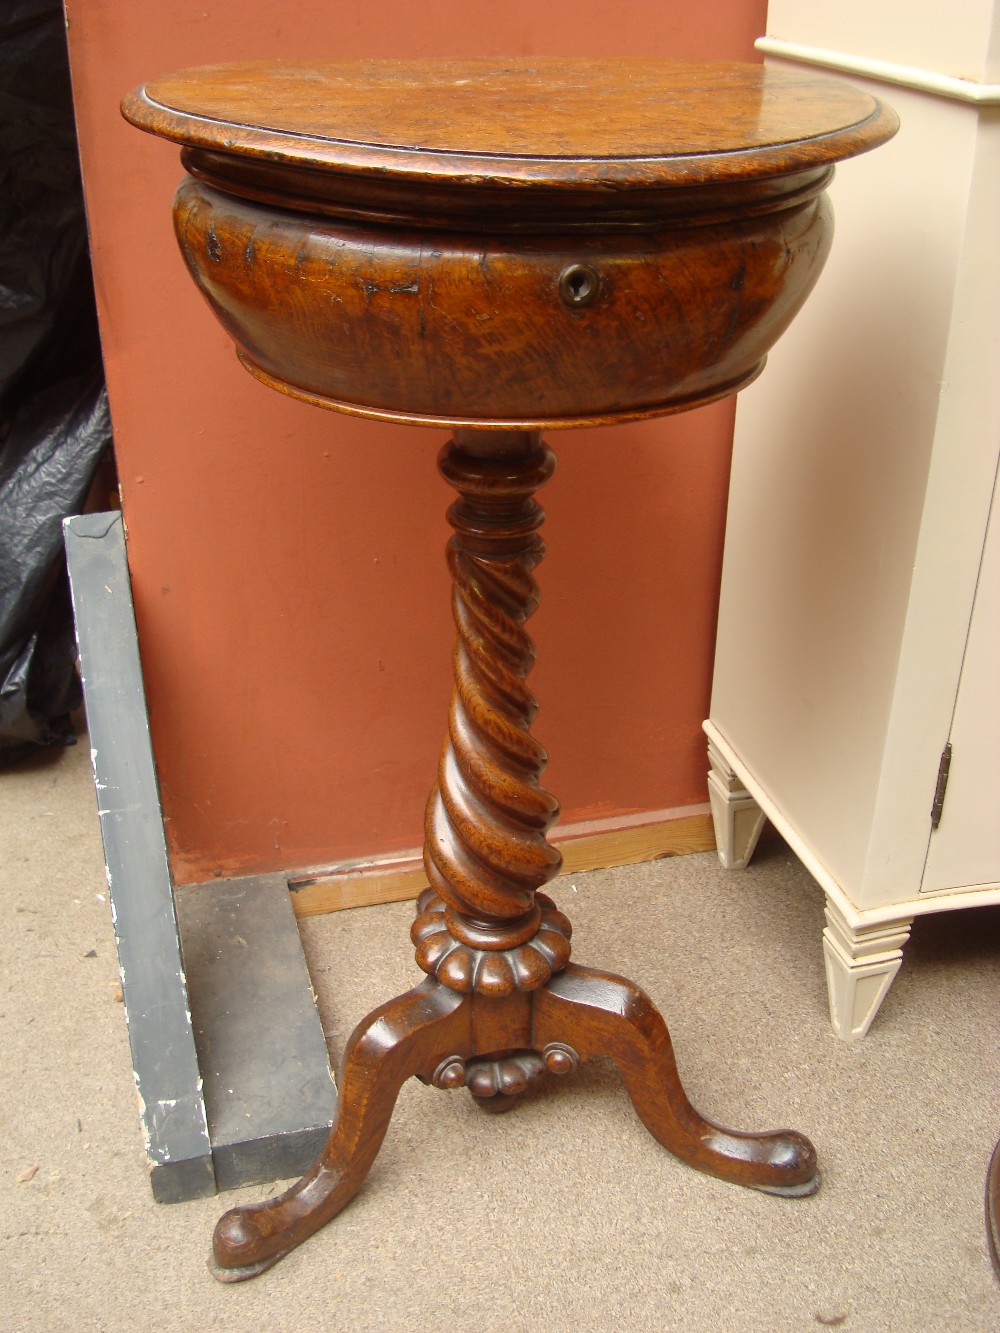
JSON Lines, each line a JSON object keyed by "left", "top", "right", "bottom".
{"left": 64, "top": 512, "right": 215, "bottom": 1203}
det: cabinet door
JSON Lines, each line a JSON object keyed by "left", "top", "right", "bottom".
{"left": 921, "top": 463, "right": 1000, "bottom": 893}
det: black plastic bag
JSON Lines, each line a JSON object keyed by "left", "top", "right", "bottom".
{"left": 1, "top": 0, "right": 112, "bottom": 766}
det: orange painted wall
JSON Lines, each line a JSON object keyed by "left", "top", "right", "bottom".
{"left": 65, "top": 1, "right": 767, "bottom": 885}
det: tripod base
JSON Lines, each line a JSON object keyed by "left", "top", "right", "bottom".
{"left": 210, "top": 956, "right": 818, "bottom": 1281}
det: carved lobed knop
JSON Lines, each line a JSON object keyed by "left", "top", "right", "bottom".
{"left": 412, "top": 889, "right": 571, "bottom": 994}
{"left": 431, "top": 1043, "right": 580, "bottom": 1097}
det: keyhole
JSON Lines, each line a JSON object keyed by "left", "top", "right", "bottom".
{"left": 558, "top": 263, "right": 599, "bottom": 307}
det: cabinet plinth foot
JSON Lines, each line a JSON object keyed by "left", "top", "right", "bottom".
{"left": 822, "top": 901, "right": 912, "bottom": 1042}
{"left": 707, "top": 740, "right": 767, "bottom": 869}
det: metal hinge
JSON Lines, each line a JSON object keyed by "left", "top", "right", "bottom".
{"left": 930, "top": 742, "right": 952, "bottom": 830}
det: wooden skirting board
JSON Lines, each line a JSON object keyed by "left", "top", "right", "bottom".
{"left": 288, "top": 809, "right": 717, "bottom": 918}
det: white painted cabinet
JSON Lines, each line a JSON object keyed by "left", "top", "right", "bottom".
{"left": 706, "top": 2, "right": 1000, "bottom": 1040}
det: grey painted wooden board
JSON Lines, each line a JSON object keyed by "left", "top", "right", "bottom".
{"left": 64, "top": 512, "right": 215, "bottom": 1203}
{"left": 65, "top": 514, "right": 335, "bottom": 1203}
{"left": 174, "top": 874, "right": 334, "bottom": 1191}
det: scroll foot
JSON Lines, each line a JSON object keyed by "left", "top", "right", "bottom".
{"left": 210, "top": 979, "right": 470, "bottom": 1281}
{"left": 534, "top": 963, "right": 819, "bottom": 1197}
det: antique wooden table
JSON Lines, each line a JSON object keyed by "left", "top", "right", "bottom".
{"left": 122, "top": 59, "right": 897, "bottom": 1280}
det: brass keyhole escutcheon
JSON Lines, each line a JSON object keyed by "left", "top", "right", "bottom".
{"left": 558, "top": 263, "right": 599, "bottom": 307}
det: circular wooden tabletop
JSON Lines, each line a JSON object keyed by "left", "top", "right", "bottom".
{"left": 122, "top": 58, "right": 898, "bottom": 189}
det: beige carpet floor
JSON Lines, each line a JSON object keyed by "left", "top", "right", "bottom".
{"left": 3, "top": 731, "right": 999, "bottom": 1331}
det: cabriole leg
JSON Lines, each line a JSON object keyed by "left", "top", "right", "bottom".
{"left": 210, "top": 980, "right": 470, "bottom": 1281}
{"left": 534, "top": 964, "right": 818, "bottom": 1196}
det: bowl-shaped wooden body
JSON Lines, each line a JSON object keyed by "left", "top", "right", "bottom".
{"left": 122, "top": 59, "right": 898, "bottom": 430}
{"left": 172, "top": 169, "right": 833, "bottom": 429}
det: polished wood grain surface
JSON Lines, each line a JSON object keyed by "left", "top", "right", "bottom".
{"left": 170, "top": 172, "right": 830, "bottom": 427}
{"left": 123, "top": 58, "right": 897, "bottom": 429}
{"left": 208, "top": 426, "right": 820, "bottom": 1282}
{"left": 121, "top": 59, "right": 898, "bottom": 1280}
{"left": 123, "top": 58, "right": 897, "bottom": 188}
